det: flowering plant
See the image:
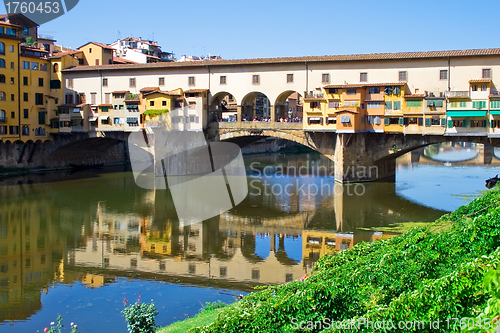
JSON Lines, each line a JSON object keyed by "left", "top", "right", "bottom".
{"left": 43, "top": 315, "right": 79, "bottom": 333}
{"left": 122, "top": 293, "right": 159, "bottom": 333}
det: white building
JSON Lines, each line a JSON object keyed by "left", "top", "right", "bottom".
{"left": 109, "top": 37, "right": 174, "bottom": 64}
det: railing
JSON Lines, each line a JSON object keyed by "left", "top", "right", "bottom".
{"left": 214, "top": 122, "right": 303, "bottom": 130}
{"left": 304, "top": 92, "right": 324, "bottom": 98}
{"left": 445, "top": 91, "right": 470, "bottom": 98}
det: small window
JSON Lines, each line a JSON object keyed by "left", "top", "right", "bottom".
{"left": 481, "top": 85, "right": 487, "bottom": 91}
{"left": 95, "top": 59, "right": 99, "bottom": 66}
{"left": 38, "top": 78, "right": 43, "bottom": 87}
{"left": 159, "top": 77, "right": 165, "bottom": 86}
{"left": 287, "top": 74, "right": 293, "bottom": 83}
{"left": 67, "top": 78, "right": 73, "bottom": 88}
{"left": 322, "top": 73, "right": 330, "bottom": 83}
{"left": 102, "top": 78, "right": 108, "bottom": 87}
{"left": 162, "top": 100, "right": 166, "bottom": 106}
{"left": 482, "top": 68, "right": 491, "bottom": 79}
{"left": 150, "top": 101, "right": 154, "bottom": 107}
{"left": 399, "top": 71, "right": 407, "bottom": 82}
{"left": 23, "top": 27, "right": 28, "bottom": 35}
{"left": 23, "top": 77, "right": 28, "bottom": 85}
{"left": 188, "top": 76, "right": 195, "bottom": 86}
{"left": 23, "top": 109, "right": 28, "bottom": 119}
{"left": 220, "top": 76, "right": 226, "bottom": 84}
{"left": 346, "top": 89, "right": 356, "bottom": 95}
{"left": 360, "top": 72, "right": 367, "bottom": 82}
{"left": 251, "top": 269, "right": 260, "bottom": 280}
{"left": 252, "top": 75, "right": 260, "bottom": 84}
{"left": 368, "top": 87, "right": 380, "bottom": 94}
{"left": 129, "top": 78, "right": 136, "bottom": 88}
{"left": 472, "top": 85, "right": 478, "bottom": 91}
{"left": 220, "top": 267, "right": 227, "bottom": 277}
{"left": 440, "top": 70, "right": 448, "bottom": 80}
{"left": 23, "top": 93, "right": 28, "bottom": 102}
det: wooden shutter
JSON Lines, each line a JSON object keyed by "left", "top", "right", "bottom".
{"left": 418, "top": 117, "right": 423, "bottom": 126}
{"left": 394, "top": 101, "right": 401, "bottom": 110}
{"left": 404, "top": 118, "right": 409, "bottom": 126}
{"left": 385, "top": 101, "right": 392, "bottom": 110}
{"left": 462, "top": 120, "right": 468, "bottom": 128}
{"left": 441, "top": 118, "right": 446, "bottom": 127}
{"left": 483, "top": 120, "right": 487, "bottom": 127}
{"left": 425, "top": 118, "right": 431, "bottom": 127}
{"left": 384, "top": 117, "right": 390, "bottom": 125}
{"left": 435, "top": 100, "right": 443, "bottom": 107}
{"left": 448, "top": 120, "right": 453, "bottom": 128}
{"left": 399, "top": 117, "right": 404, "bottom": 125}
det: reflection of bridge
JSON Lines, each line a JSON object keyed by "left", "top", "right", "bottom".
{"left": 400, "top": 145, "right": 500, "bottom": 166}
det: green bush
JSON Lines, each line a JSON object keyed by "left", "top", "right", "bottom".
{"left": 122, "top": 301, "right": 159, "bottom": 333}
{"left": 188, "top": 189, "right": 500, "bottom": 332}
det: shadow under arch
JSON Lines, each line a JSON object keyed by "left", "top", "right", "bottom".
{"left": 209, "top": 91, "right": 238, "bottom": 122}
{"left": 274, "top": 234, "right": 300, "bottom": 266}
{"left": 240, "top": 91, "right": 271, "bottom": 121}
{"left": 274, "top": 90, "right": 303, "bottom": 122}
{"left": 241, "top": 232, "right": 267, "bottom": 263}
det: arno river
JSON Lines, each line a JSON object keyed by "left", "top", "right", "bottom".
{"left": 0, "top": 143, "right": 499, "bottom": 332}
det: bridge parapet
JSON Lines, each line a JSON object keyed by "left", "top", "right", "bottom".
{"left": 215, "top": 122, "right": 302, "bottom": 130}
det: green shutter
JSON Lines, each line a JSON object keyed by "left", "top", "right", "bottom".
{"left": 435, "top": 100, "right": 443, "bottom": 107}
{"left": 38, "top": 112, "right": 45, "bottom": 125}
{"left": 393, "top": 101, "right": 401, "bottom": 110}
{"left": 384, "top": 117, "right": 390, "bottom": 125}
{"left": 59, "top": 121, "right": 63, "bottom": 128}
{"left": 418, "top": 117, "right": 423, "bottom": 126}
{"left": 406, "top": 100, "right": 422, "bottom": 107}
{"left": 399, "top": 117, "right": 404, "bottom": 125}
{"left": 385, "top": 101, "right": 392, "bottom": 110}
{"left": 459, "top": 101, "right": 466, "bottom": 107}
{"left": 462, "top": 120, "right": 468, "bottom": 128}
{"left": 472, "top": 101, "right": 478, "bottom": 108}
{"left": 427, "top": 100, "right": 435, "bottom": 107}
{"left": 425, "top": 118, "right": 431, "bottom": 127}
{"left": 481, "top": 101, "right": 486, "bottom": 109}
{"left": 440, "top": 118, "right": 446, "bottom": 127}
{"left": 491, "top": 120, "right": 494, "bottom": 128}
{"left": 448, "top": 120, "right": 453, "bottom": 128}
{"left": 483, "top": 120, "right": 487, "bottom": 127}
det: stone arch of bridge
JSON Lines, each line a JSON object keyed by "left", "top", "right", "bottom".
{"left": 274, "top": 90, "right": 303, "bottom": 122}
{"left": 209, "top": 91, "right": 238, "bottom": 122}
{"left": 240, "top": 91, "right": 271, "bottom": 121}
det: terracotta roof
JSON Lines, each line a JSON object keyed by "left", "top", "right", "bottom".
{"left": 125, "top": 99, "right": 140, "bottom": 103}
{"left": 48, "top": 50, "right": 81, "bottom": 59}
{"left": 324, "top": 82, "right": 406, "bottom": 89}
{"left": 469, "top": 78, "right": 492, "bottom": 83}
{"left": 140, "top": 87, "right": 159, "bottom": 92}
{"left": 98, "top": 104, "right": 113, "bottom": 107}
{"left": 144, "top": 90, "right": 181, "bottom": 97}
{"left": 0, "top": 20, "right": 21, "bottom": 28}
{"left": 112, "top": 90, "right": 129, "bottom": 94}
{"left": 404, "top": 94, "right": 425, "bottom": 98}
{"left": 112, "top": 57, "right": 138, "bottom": 64}
{"left": 78, "top": 42, "right": 115, "bottom": 51}
{"left": 63, "top": 48, "right": 500, "bottom": 73}
{"left": 184, "top": 89, "right": 208, "bottom": 93}
{"left": 335, "top": 109, "right": 359, "bottom": 114}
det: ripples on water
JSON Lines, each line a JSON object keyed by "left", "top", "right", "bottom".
{"left": 0, "top": 143, "right": 499, "bottom": 332}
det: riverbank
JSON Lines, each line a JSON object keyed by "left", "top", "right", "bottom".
{"left": 158, "top": 187, "right": 500, "bottom": 332}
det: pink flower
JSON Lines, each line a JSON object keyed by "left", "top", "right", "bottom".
{"left": 73, "top": 325, "right": 77, "bottom": 328}
{"left": 44, "top": 328, "right": 48, "bottom": 333}
{"left": 50, "top": 322, "right": 55, "bottom": 326}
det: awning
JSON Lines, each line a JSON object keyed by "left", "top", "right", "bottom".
{"left": 89, "top": 116, "right": 98, "bottom": 121}
{"left": 308, "top": 117, "right": 321, "bottom": 121}
{"left": 490, "top": 110, "right": 500, "bottom": 115}
{"left": 99, "top": 116, "right": 109, "bottom": 120}
{"left": 447, "top": 111, "right": 487, "bottom": 117}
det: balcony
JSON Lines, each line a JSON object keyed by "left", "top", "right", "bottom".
{"left": 304, "top": 92, "right": 324, "bottom": 99}
{"left": 445, "top": 91, "right": 470, "bottom": 99}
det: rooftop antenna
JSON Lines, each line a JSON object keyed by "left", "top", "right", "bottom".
{"left": 117, "top": 30, "right": 121, "bottom": 41}
{"left": 152, "top": 32, "right": 154, "bottom": 41}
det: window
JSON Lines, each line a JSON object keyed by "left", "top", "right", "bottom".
{"left": 251, "top": 269, "right": 260, "bottom": 280}
{"left": 95, "top": 59, "right": 99, "bottom": 66}
{"left": 21, "top": 125, "right": 29, "bottom": 136}
{"left": 406, "top": 100, "right": 422, "bottom": 107}
{"left": 491, "top": 100, "right": 500, "bottom": 109}
{"left": 0, "top": 110, "right": 5, "bottom": 122}
{"left": 10, "top": 94, "right": 14, "bottom": 101}
{"left": 322, "top": 73, "right": 330, "bottom": 83}
{"left": 31, "top": 62, "right": 38, "bottom": 70}
{"left": 385, "top": 101, "right": 392, "bottom": 110}
{"left": 159, "top": 77, "right": 165, "bottom": 86}
{"left": 9, "top": 126, "right": 18, "bottom": 134}
{"left": 67, "top": 78, "right": 73, "bottom": 88}
{"left": 328, "top": 101, "right": 339, "bottom": 108}
{"left": 23, "top": 93, "right": 28, "bottom": 102}
{"left": 23, "top": 77, "right": 28, "bottom": 85}
{"left": 367, "top": 101, "right": 381, "bottom": 108}
{"left": 360, "top": 72, "right": 367, "bottom": 82}
{"left": 150, "top": 101, "right": 154, "bottom": 107}
{"left": 102, "top": 78, "right": 108, "bottom": 87}
{"left": 368, "top": 87, "right": 380, "bottom": 94}
{"left": 346, "top": 89, "right": 356, "bottom": 95}
{"left": 481, "top": 85, "right": 487, "bottom": 91}
{"left": 220, "top": 76, "right": 226, "bottom": 84}
{"left": 38, "top": 111, "right": 45, "bottom": 125}
{"left": 340, "top": 115, "right": 351, "bottom": 123}
{"left": 0, "top": 42, "right": 4, "bottom": 55}
{"left": 393, "top": 101, "right": 401, "bottom": 110}
{"left": 162, "top": 100, "right": 166, "bottom": 106}
{"left": 105, "top": 93, "right": 110, "bottom": 104}
{"left": 483, "top": 68, "right": 491, "bottom": 79}
{"left": 220, "top": 267, "right": 227, "bottom": 277}
{"left": 10, "top": 111, "right": 14, "bottom": 119}
{"left": 23, "top": 27, "right": 28, "bottom": 35}
{"left": 471, "top": 120, "right": 487, "bottom": 128}
{"left": 22, "top": 61, "right": 29, "bottom": 69}
{"left": 0, "top": 59, "right": 5, "bottom": 68}
{"left": 10, "top": 77, "right": 13, "bottom": 84}
{"left": 9, "top": 45, "right": 13, "bottom": 52}
{"left": 252, "top": 75, "right": 259, "bottom": 84}
{"left": 188, "top": 76, "right": 195, "bottom": 86}
{"left": 23, "top": 109, "right": 28, "bottom": 119}
{"left": 40, "top": 63, "right": 47, "bottom": 71}
{"left": 472, "top": 85, "right": 478, "bottom": 91}
{"left": 91, "top": 92, "right": 97, "bottom": 105}
{"left": 287, "top": 74, "right": 293, "bottom": 83}
{"left": 38, "top": 78, "right": 43, "bottom": 87}
{"left": 129, "top": 78, "right": 136, "bottom": 88}
{"left": 10, "top": 62, "right": 14, "bottom": 69}
{"left": 0, "top": 74, "right": 4, "bottom": 84}
{"left": 399, "top": 71, "right": 407, "bottom": 82}
{"left": 35, "top": 93, "right": 43, "bottom": 105}
{"left": 0, "top": 91, "right": 5, "bottom": 101}
{"left": 440, "top": 70, "right": 448, "bottom": 80}
{"left": 473, "top": 101, "right": 487, "bottom": 109}
{"left": 327, "top": 88, "right": 338, "bottom": 94}
{"left": 65, "top": 94, "right": 73, "bottom": 104}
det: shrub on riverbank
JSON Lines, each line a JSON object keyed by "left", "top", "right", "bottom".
{"left": 184, "top": 188, "right": 500, "bottom": 332}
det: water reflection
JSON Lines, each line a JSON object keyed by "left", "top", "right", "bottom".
{"left": 0, "top": 145, "right": 495, "bottom": 331}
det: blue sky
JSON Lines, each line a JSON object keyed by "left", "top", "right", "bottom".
{"left": 2, "top": 0, "right": 499, "bottom": 59}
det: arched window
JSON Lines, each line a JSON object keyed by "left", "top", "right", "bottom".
{"left": 0, "top": 42, "right": 4, "bottom": 55}
{"left": 53, "top": 63, "right": 59, "bottom": 73}
{"left": 0, "top": 74, "right": 5, "bottom": 83}
{"left": 0, "top": 110, "right": 5, "bottom": 122}
{"left": 0, "top": 59, "right": 5, "bottom": 68}
{"left": 0, "top": 92, "right": 5, "bottom": 101}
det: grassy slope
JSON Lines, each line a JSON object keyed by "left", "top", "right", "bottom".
{"left": 160, "top": 188, "right": 500, "bottom": 333}
{"left": 157, "top": 309, "right": 222, "bottom": 333}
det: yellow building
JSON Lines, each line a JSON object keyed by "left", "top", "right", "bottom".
{"left": 383, "top": 84, "right": 406, "bottom": 133}
{"left": 77, "top": 42, "right": 114, "bottom": 66}
{"left": 143, "top": 90, "right": 181, "bottom": 125}
{"left": 302, "top": 89, "right": 328, "bottom": 131}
